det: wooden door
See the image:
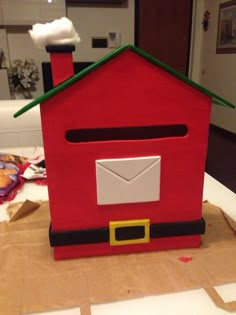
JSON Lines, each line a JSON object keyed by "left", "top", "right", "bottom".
{"left": 135, "top": 0, "right": 193, "bottom": 76}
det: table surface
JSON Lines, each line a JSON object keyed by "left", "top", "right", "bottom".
{"left": 0, "top": 147, "right": 236, "bottom": 315}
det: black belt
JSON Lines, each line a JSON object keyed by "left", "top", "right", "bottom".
{"left": 49, "top": 218, "right": 205, "bottom": 247}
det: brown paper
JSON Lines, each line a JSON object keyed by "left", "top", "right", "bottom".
{"left": 0, "top": 201, "right": 236, "bottom": 314}
{"left": 0, "top": 298, "right": 20, "bottom": 315}
{"left": 7, "top": 199, "right": 41, "bottom": 222}
{"left": 205, "top": 287, "right": 236, "bottom": 313}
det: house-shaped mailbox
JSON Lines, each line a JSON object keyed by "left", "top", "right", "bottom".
{"left": 14, "top": 44, "right": 235, "bottom": 260}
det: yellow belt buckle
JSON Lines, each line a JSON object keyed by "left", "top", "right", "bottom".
{"left": 109, "top": 219, "right": 150, "bottom": 246}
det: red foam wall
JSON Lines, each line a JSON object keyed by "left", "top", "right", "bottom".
{"left": 40, "top": 49, "right": 211, "bottom": 258}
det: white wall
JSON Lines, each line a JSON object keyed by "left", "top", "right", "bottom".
{"left": 68, "top": 1, "right": 135, "bottom": 62}
{"left": 2, "top": 1, "right": 134, "bottom": 99}
{"left": 192, "top": 0, "right": 236, "bottom": 133}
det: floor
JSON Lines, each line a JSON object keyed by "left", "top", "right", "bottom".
{"left": 206, "top": 125, "right": 236, "bottom": 193}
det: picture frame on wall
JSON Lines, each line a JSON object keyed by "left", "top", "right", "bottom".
{"left": 216, "top": 0, "right": 236, "bottom": 53}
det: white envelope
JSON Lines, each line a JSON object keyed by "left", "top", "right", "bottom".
{"left": 96, "top": 156, "right": 161, "bottom": 205}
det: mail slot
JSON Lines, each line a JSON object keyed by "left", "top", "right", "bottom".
{"left": 65, "top": 125, "right": 188, "bottom": 142}
{"left": 109, "top": 219, "right": 150, "bottom": 246}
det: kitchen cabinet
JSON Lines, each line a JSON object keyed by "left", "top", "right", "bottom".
{"left": 1, "top": 0, "right": 66, "bottom": 25}
{"left": 0, "top": 69, "right": 11, "bottom": 100}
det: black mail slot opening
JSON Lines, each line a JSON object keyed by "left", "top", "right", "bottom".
{"left": 115, "top": 226, "right": 145, "bottom": 241}
{"left": 66, "top": 125, "right": 188, "bottom": 143}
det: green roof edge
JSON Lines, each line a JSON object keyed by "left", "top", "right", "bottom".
{"left": 14, "top": 43, "right": 235, "bottom": 118}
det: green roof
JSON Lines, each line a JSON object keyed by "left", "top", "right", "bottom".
{"left": 14, "top": 44, "right": 235, "bottom": 118}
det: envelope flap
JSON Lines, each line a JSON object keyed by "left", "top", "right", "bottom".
{"left": 97, "top": 156, "right": 160, "bottom": 181}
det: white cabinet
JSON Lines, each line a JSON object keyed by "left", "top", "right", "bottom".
{"left": 1, "top": 0, "right": 66, "bottom": 25}
{"left": 0, "top": 69, "right": 11, "bottom": 100}
{"left": 0, "top": 1, "right": 3, "bottom": 25}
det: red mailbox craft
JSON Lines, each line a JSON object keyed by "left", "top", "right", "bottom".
{"left": 14, "top": 44, "right": 235, "bottom": 259}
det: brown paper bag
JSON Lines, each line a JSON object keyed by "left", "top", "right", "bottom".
{"left": 205, "top": 287, "right": 236, "bottom": 313}
{"left": 0, "top": 201, "right": 235, "bottom": 314}
{"left": 7, "top": 199, "right": 41, "bottom": 222}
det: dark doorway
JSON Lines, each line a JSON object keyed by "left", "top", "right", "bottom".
{"left": 135, "top": 0, "right": 193, "bottom": 76}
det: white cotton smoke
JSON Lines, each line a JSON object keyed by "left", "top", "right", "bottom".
{"left": 29, "top": 17, "right": 81, "bottom": 48}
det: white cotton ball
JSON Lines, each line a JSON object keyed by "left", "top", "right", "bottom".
{"left": 29, "top": 17, "right": 81, "bottom": 49}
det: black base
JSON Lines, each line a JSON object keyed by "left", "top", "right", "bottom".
{"left": 49, "top": 218, "right": 205, "bottom": 247}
